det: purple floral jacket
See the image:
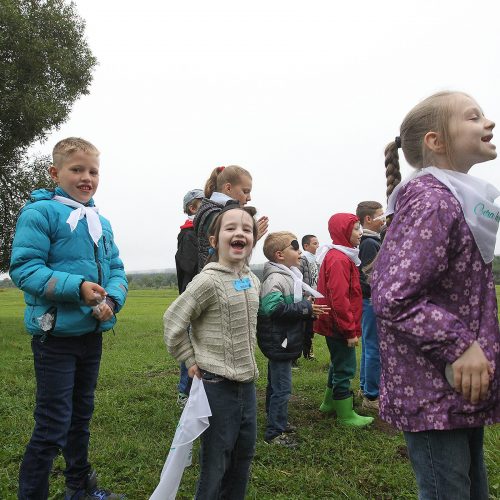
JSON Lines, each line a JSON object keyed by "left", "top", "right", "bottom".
{"left": 372, "top": 174, "right": 500, "bottom": 431}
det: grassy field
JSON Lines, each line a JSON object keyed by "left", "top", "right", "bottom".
{"left": 0, "top": 288, "right": 499, "bottom": 500}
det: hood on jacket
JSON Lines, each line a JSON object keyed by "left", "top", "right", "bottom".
{"left": 328, "top": 213, "right": 359, "bottom": 248}
{"left": 262, "top": 261, "right": 293, "bottom": 281}
{"left": 27, "top": 187, "right": 95, "bottom": 206}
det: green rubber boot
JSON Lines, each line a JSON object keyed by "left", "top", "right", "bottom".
{"left": 332, "top": 396, "right": 374, "bottom": 427}
{"left": 319, "top": 387, "right": 336, "bottom": 414}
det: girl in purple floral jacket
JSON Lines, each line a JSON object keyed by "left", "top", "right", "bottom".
{"left": 372, "top": 91, "right": 500, "bottom": 500}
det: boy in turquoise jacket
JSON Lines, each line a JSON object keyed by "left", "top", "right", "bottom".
{"left": 10, "top": 138, "right": 128, "bottom": 500}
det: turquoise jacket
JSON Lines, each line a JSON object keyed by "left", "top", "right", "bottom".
{"left": 10, "top": 187, "right": 128, "bottom": 336}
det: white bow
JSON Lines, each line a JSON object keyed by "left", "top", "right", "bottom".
{"left": 269, "top": 263, "right": 324, "bottom": 302}
{"left": 53, "top": 195, "right": 102, "bottom": 245}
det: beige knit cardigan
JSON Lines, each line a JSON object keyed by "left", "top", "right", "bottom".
{"left": 163, "top": 262, "right": 260, "bottom": 382}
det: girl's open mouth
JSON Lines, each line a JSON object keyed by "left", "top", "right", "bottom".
{"left": 231, "top": 240, "right": 246, "bottom": 249}
{"left": 481, "top": 134, "right": 493, "bottom": 142}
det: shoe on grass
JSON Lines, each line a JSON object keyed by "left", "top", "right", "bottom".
{"left": 265, "top": 433, "right": 298, "bottom": 448}
{"left": 362, "top": 397, "right": 380, "bottom": 411}
{"left": 65, "top": 470, "right": 126, "bottom": 500}
{"left": 284, "top": 422, "right": 297, "bottom": 433}
{"left": 176, "top": 392, "right": 189, "bottom": 408}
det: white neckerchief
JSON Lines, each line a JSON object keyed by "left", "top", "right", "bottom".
{"left": 187, "top": 214, "right": 195, "bottom": 221}
{"left": 316, "top": 244, "right": 361, "bottom": 267}
{"left": 210, "top": 192, "right": 233, "bottom": 205}
{"left": 53, "top": 195, "right": 102, "bottom": 245}
{"left": 302, "top": 250, "right": 317, "bottom": 264}
{"left": 269, "top": 262, "right": 324, "bottom": 302}
{"left": 387, "top": 167, "right": 500, "bottom": 263}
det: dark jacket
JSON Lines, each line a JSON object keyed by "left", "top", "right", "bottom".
{"left": 175, "top": 219, "right": 198, "bottom": 293}
{"left": 358, "top": 232, "right": 381, "bottom": 299}
{"left": 193, "top": 198, "right": 224, "bottom": 271}
{"left": 257, "top": 262, "right": 313, "bottom": 360}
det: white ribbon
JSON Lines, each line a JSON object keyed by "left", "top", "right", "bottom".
{"left": 386, "top": 167, "right": 500, "bottom": 263}
{"left": 316, "top": 244, "right": 361, "bottom": 267}
{"left": 268, "top": 263, "right": 324, "bottom": 302}
{"left": 150, "top": 377, "right": 212, "bottom": 500}
{"left": 53, "top": 195, "right": 102, "bottom": 245}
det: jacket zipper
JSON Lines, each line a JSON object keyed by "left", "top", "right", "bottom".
{"left": 240, "top": 272, "right": 256, "bottom": 380}
{"left": 93, "top": 242, "right": 103, "bottom": 332}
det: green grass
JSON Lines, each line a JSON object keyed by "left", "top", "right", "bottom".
{"left": 0, "top": 288, "right": 499, "bottom": 499}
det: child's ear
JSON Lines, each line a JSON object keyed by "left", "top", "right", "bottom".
{"left": 275, "top": 250, "right": 284, "bottom": 262}
{"left": 48, "top": 165, "right": 59, "bottom": 182}
{"left": 222, "top": 182, "right": 232, "bottom": 195}
{"left": 424, "top": 131, "right": 446, "bottom": 154}
{"left": 208, "top": 235, "right": 217, "bottom": 248}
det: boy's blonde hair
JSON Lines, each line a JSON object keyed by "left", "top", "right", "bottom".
{"left": 263, "top": 231, "right": 297, "bottom": 262}
{"left": 384, "top": 91, "right": 464, "bottom": 198}
{"left": 52, "top": 137, "right": 100, "bottom": 168}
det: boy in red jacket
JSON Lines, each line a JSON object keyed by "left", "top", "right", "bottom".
{"left": 314, "top": 213, "right": 373, "bottom": 427}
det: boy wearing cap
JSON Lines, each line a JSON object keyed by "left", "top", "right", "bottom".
{"left": 174, "top": 189, "right": 204, "bottom": 406}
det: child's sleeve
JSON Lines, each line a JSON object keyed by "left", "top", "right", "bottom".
{"left": 325, "top": 259, "right": 357, "bottom": 339}
{"left": 372, "top": 189, "right": 475, "bottom": 366}
{"left": 104, "top": 229, "right": 128, "bottom": 312}
{"left": 163, "top": 274, "right": 214, "bottom": 369}
{"left": 259, "top": 276, "right": 312, "bottom": 320}
{"left": 9, "top": 209, "right": 84, "bottom": 302}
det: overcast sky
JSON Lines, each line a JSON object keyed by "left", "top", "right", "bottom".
{"left": 32, "top": 0, "right": 500, "bottom": 271}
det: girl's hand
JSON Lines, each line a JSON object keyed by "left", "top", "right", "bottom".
{"left": 92, "top": 303, "right": 113, "bottom": 322}
{"left": 256, "top": 216, "right": 269, "bottom": 241}
{"left": 347, "top": 337, "right": 358, "bottom": 348}
{"left": 80, "top": 281, "right": 107, "bottom": 306}
{"left": 188, "top": 363, "right": 202, "bottom": 379}
{"left": 312, "top": 304, "right": 330, "bottom": 316}
{"left": 451, "top": 341, "right": 492, "bottom": 404}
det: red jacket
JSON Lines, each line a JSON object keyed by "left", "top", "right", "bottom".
{"left": 314, "top": 213, "right": 362, "bottom": 340}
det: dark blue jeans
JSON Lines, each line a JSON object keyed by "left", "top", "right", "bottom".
{"left": 196, "top": 373, "right": 256, "bottom": 500}
{"left": 178, "top": 362, "right": 192, "bottom": 395}
{"left": 265, "top": 360, "right": 292, "bottom": 441}
{"left": 18, "top": 333, "right": 102, "bottom": 500}
{"left": 360, "top": 298, "right": 380, "bottom": 399}
{"left": 404, "top": 427, "right": 489, "bottom": 500}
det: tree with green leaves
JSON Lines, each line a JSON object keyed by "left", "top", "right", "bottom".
{"left": 0, "top": 0, "right": 97, "bottom": 272}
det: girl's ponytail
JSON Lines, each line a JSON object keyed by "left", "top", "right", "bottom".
{"left": 204, "top": 166, "right": 225, "bottom": 198}
{"left": 384, "top": 140, "right": 401, "bottom": 199}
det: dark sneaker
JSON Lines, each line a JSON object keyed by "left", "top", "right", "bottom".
{"left": 65, "top": 470, "right": 126, "bottom": 500}
{"left": 265, "top": 433, "right": 298, "bottom": 448}
{"left": 284, "top": 423, "right": 297, "bottom": 433}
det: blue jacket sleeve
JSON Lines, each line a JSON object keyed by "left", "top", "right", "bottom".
{"left": 104, "top": 231, "right": 128, "bottom": 312}
{"left": 10, "top": 209, "right": 85, "bottom": 303}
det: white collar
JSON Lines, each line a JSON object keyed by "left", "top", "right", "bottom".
{"left": 387, "top": 167, "right": 500, "bottom": 263}
{"left": 302, "top": 250, "right": 317, "bottom": 263}
{"left": 209, "top": 192, "right": 233, "bottom": 205}
{"left": 53, "top": 195, "right": 102, "bottom": 245}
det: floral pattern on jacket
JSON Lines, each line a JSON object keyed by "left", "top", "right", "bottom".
{"left": 372, "top": 174, "right": 500, "bottom": 432}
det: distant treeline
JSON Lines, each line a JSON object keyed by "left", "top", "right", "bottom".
{"left": 2, "top": 259, "right": 500, "bottom": 289}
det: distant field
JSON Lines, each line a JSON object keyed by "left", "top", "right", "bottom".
{"left": 0, "top": 288, "right": 498, "bottom": 499}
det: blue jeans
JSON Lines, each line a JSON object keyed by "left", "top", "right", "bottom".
{"left": 196, "top": 373, "right": 256, "bottom": 500}
{"left": 265, "top": 360, "right": 292, "bottom": 441}
{"left": 404, "top": 427, "right": 489, "bottom": 500}
{"left": 178, "top": 362, "right": 192, "bottom": 395}
{"left": 360, "top": 298, "right": 380, "bottom": 399}
{"left": 19, "top": 333, "right": 102, "bottom": 499}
